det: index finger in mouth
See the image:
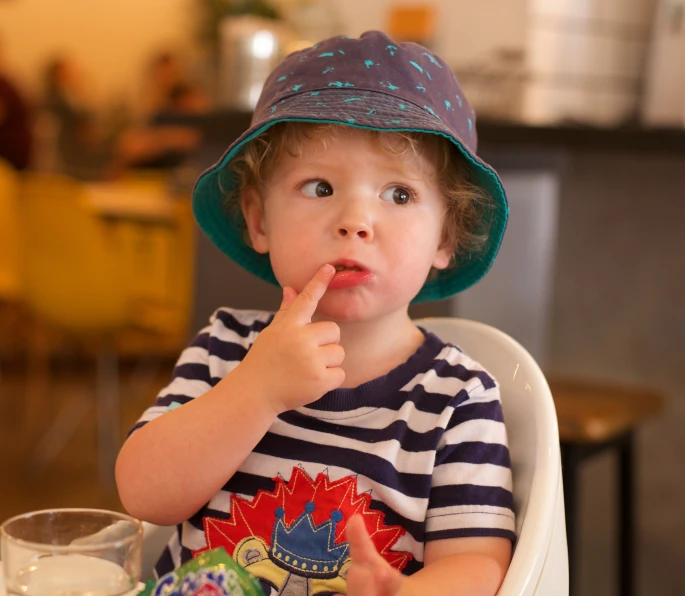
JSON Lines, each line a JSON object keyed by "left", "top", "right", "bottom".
{"left": 287, "top": 264, "right": 335, "bottom": 323}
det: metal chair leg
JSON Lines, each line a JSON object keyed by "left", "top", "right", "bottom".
{"left": 29, "top": 342, "right": 122, "bottom": 494}
{"left": 619, "top": 433, "right": 635, "bottom": 596}
{"left": 96, "top": 346, "right": 120, "bottom": 491}
{"left": 561, "top": 443, "right": 580, "bottom": 596}
{"left": 31, "top": 389, "right": 91, "bottom": 470}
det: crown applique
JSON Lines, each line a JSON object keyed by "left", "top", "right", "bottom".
{"left": 270, "top": 501, "right": 349, "bottom": 578}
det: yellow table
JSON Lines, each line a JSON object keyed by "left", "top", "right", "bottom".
{"left": 84, "top": 182, "right": 175, "bottom": 225}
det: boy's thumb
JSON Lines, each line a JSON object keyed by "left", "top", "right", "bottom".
{"left": 346, "top": 515, "right": 382, "bottom": 565}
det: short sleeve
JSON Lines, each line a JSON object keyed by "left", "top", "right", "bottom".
{"left": 425, "top": 379, "right": 516, "bottom": 543}
{"left": 127, "top": 327, "right": 213, "bottom": 436}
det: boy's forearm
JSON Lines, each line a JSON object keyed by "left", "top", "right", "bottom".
{"left": 398, "top": 552, "right": 506, "bottom": 596}
{"left": 115, "top": 364, "right": 278, "bottom": 526}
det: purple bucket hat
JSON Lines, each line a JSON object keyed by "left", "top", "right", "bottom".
{"left": 193, "top": 30, "right": 509, "bottom": 302}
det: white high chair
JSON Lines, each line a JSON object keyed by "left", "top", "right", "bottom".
{"left": 416, "top": 317, "right": 568, "bottom": 595}
{"left": 140, "top": 318, "right": 569, "bottom": 594}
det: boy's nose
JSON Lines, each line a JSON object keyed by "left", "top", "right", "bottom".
{"left": 334, "top": 196, "right": 375, "bottom": 240}
{"left": 336, "top": 222, "right": 372, "bottom": 240}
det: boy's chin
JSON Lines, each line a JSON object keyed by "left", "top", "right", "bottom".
{"left": 315, "top": 294, "right": 375, "bottom": 323}
{"left": 315, "top": 292, "right": 411, "bottom": 323}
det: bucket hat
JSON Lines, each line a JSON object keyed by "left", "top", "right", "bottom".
{"left": 193, "top": 30, "right": 509, "bottom": 302}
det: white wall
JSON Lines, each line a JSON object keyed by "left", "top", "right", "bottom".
{"left": 0, "top": 0, "right": 197, "bottom": 107}
{"left": 332, "top": 0, "right": 527, "bottom": 66}
{"left": 0, "top": 0, "right": 526, "bottom": 107}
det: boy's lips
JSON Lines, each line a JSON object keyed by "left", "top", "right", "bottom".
{"left": 327, "top": 259, "right": 375, "bottom": 290}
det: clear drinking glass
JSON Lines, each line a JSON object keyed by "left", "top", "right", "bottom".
{"left": 0, "top": 508, "right": 143, "bottom": 596}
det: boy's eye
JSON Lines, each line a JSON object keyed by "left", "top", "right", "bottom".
{"left": 381, "top": 186, "right": 413, "bottom": 205}
{"left": 300, "top": 180, "right": 333, "bottom": 198}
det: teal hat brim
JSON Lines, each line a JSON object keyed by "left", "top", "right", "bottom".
{"left": 193, "top": 114, "right": 508, "bottom": 304}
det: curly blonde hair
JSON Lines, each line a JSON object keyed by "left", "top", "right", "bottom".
{"left": 221, "top": 122, "right": 493, "bottom": 268}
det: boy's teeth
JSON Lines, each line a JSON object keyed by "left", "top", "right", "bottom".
{"left": 335, "top": 265, "right": 361, "bottom": 272}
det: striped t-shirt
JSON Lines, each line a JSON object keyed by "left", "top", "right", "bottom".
{"left": 131, "top": 308, "right": 515, "bottom": 591}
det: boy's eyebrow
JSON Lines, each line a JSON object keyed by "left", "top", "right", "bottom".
{"left": 286, "top": 168, "right": 430, "bottom": 186}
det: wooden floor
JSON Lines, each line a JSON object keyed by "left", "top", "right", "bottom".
{"left": 0, "top": 355, "right": 175, "bottom": 524}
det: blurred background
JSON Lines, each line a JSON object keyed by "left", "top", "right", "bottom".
{"left": 0, "top": 1, "right": 684, "bottom": 594}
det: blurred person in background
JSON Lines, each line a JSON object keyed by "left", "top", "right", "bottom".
{"left": 141, "top": 50, "right": 210, "bottom": 121}
{"left": 131, "top": 49, "right": 210, "bottom": 170}
{"left": 0, "top": 37, "right": 33, "bottom": 170}
{"left": 42, "top": 55, "right": 113, "bottom": 178}
{"left": 140, "top": 51, "right": 184, "bottom": 121}
{"left": 42, "top": 55, "right": 203, "bottom": 179}
{"left": 160, "top": 80, "right": 210, "bottom": 117}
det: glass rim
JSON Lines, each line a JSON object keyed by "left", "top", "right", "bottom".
{"left": 0, "top": 507, "right": 143, "bottom": 553}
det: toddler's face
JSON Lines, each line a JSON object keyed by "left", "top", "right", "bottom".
{"left": 243, "top": 128, "right": 452, "bottom": 322}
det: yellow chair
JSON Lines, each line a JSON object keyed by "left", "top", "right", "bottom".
{"left": 19, "top": 172, "right": 196, "bottom": 488}
{"left": 0, "top": 158, "right": 21, "bottom": 301}
{"left": 20, "top": 173, "right": 134, "bottom": 331}
{"left": 0, "top": 159, "right": 24, "bottom": 362}
{"left": 19, "top": 172, "right": 136, "bottom": 488}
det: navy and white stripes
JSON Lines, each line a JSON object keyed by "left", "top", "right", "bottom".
{"left": 130, "top": 307, "right": 515, "bottom": 578}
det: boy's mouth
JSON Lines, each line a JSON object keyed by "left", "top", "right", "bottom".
{"left": 328, "top": 260, "right": 374, "bottom": 290}
{"left": 330, "top": 259, "right": 369, "bottom": 272}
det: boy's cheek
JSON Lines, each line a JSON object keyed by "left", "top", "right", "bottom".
{"left": 268, "top": 253, "right": 315, "bottom": 294}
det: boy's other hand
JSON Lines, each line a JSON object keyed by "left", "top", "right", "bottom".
{"left": 341, "top": 515, "right": 405, "bottom": 596}
{"left": 240, "top": 264, "right": 345, "bottom": 413}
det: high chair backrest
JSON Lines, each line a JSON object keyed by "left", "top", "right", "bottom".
{"left": 0, "top": 158, "right": 22, "bottom": 300}
{"left": 415, "top": 317, "right": 568, "bottom": 596}
{"left": 19, "top": 172, "right": 132, "bottom": 333}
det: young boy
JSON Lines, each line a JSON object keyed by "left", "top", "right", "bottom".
{"left": 116, "top": 30, "right": 513, "bottom": 596}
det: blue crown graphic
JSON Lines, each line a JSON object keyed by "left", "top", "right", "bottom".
{"left": 270, "top": 502, "right": 350, "bottom": 578}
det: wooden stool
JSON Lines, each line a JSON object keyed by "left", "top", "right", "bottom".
{"left": 548, "top": 379, "right": 664, "bottom": 596}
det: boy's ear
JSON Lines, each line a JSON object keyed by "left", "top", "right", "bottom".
{"left": 241, "top": 188, "right": 269, "bottom": 254}
{"left": 432, "top": 242, "right": 454, "bottom": 270}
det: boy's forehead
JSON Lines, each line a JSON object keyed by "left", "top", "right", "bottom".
{"left": 278, "top": 126, "right": 438, "bottom": 177}
{"left": 282, "top": 124, "right": 421, "bottom": 153}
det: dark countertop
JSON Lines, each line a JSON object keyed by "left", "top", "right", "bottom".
{"left": 477, "top": 118, "right": 685, "bottom": 153}
{"left": 157, "top": 110, "right": 685, "bottom": 169}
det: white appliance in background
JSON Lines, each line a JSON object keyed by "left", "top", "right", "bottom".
{"left": 218, "top": 16, "right": 293, "bottom": 111}
{"left": 522, "top": 0, "right": 657, "bottom": 126}
{"left": 452, "top": 171, "right": 560, "bottom": 368}
{"left": 642, "top": 0, "right": 685, "bottom": 125}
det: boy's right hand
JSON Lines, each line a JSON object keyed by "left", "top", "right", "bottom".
{"left": 239, "top": 264, "right": 345, "bottom": 414}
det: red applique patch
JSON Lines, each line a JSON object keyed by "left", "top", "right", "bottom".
{"left": 193, "top": 467, "right": 412, "bottom": 594}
